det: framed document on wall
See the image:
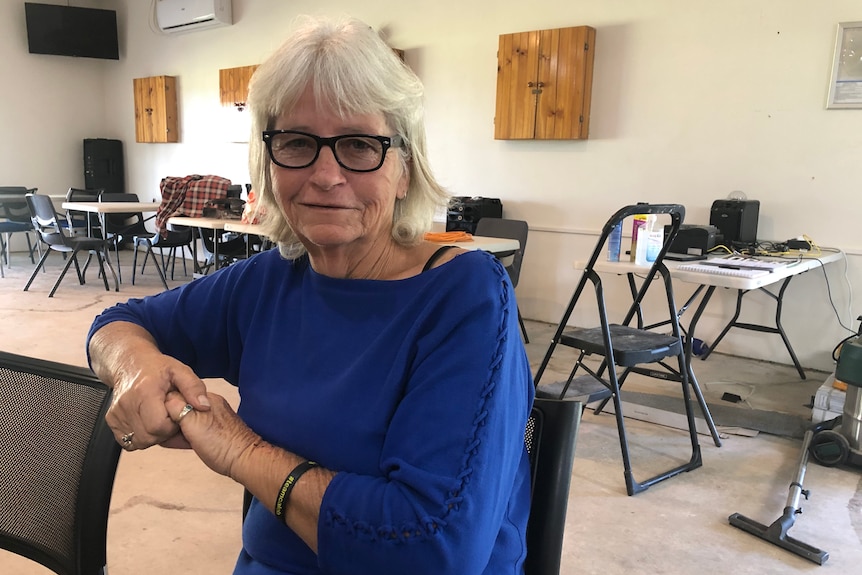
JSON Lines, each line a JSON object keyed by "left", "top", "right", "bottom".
{"left": 827, "top": 21, "right": 862, "bottom": 109}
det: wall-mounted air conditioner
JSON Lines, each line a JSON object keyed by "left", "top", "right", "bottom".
{"left": 156, "top": 0, "right": 232, "bottom": 34}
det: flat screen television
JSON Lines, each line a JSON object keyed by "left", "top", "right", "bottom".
{"left": 24, "top": 3, "right": 119, "bottom": 60}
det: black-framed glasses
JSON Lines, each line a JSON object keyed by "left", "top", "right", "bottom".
{"left": 262, "top": 130, "right": 404, "bottom": 173}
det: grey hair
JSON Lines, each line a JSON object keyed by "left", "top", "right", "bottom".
{"left": 247, "top": 15, "right": 449, "bottom": 259}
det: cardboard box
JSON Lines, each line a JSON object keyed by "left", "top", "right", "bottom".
{"left": 812, "top": 374, "right": 845, "bottom": 423}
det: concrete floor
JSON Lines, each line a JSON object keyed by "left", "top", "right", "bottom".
{"left": 1, "top": 249, "right": 861, "bottom": 574}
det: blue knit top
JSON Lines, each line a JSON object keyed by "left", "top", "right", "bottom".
{"left": 88, "top": 248, "right": 534, "bottom": 574}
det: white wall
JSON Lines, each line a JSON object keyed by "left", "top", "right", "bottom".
{"left": 0, "top": 0, "right": 114, "bottom": 189}
{"left": 2, "top": 0, "right": 860, "bottom": 371}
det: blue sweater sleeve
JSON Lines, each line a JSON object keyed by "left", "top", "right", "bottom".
{"left": 86, "top": 255, "right": 262, "bottom": 383}
{"left": 316, "top": 256, "right": 534, "bottom": 574}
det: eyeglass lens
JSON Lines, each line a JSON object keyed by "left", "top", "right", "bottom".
{"left": 268, "top": 132, "right": 388, "bottom": 172}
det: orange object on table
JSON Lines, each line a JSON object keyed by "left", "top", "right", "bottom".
{"left": 424, "top": 231, "right": 473, "bottom": 242}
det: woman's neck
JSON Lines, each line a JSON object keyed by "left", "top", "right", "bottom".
{"left": 307, "top": 240, "right": 425, "bottom": 280}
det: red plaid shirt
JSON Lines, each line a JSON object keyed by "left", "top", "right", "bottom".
{"left": 156, "top": 175, "right": 232, "bottom": 236}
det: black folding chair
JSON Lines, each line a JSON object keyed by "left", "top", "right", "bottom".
{"left": 534, "top": 203, "right": 720, "bottom": 495}
{"left": 0, "top": 186, "right": 39, "bottom": 276}
{"left": 23, "top": 193, "right": 118, "bottom": 297}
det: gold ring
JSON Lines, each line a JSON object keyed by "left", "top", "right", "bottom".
{"left": 176, "top": 403, "right": 194, "bottom": 423}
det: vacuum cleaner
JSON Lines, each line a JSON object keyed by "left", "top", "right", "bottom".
{"left": 728, "top": 326, "right": 862, "bottom": 565}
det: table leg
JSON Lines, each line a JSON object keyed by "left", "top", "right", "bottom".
{"left": 193, "top": 230, "right": 201, "bottom": 275}
{"left": 685, "top": 284, "right": 723, "bottom": 447}
{"left": 699, "top": 278, "right": 806, "bottom": 379}
{"left": 213, "top": 229, "right": 220, "bottom": 270}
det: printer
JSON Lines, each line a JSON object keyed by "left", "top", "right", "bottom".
{"left": 663, "top": 224, "right": 722, "bottom": 256}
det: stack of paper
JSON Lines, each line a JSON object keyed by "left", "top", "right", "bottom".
{"left": 676, "top": 263, "right": 770, "bottom": 278}
{"left": 699, "top": 255, "right": 794, "bottom": 272}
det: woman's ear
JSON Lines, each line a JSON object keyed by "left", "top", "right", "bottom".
{"left": 396, "top": 159, "right": 410, "bottom": 200}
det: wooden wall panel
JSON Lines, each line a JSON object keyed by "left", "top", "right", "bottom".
{"left": 219, "top": 65, "right": 258, "bottom": 108}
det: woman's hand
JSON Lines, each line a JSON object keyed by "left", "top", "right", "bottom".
{"left": 165, "top": 390, "right": 262, "bottom": 479}
{"left": 89, "top": 321, "right": 212, "bottom": 451}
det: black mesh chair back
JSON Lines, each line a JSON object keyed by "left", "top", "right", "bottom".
{"left": 23, "top": 193, "right": 118, "bottom": 297}
{"left": 474, "top": 217, "right": 530, "bottom": 342}
{"left": 0, "top": 350, "right": 121, "bottom": 575}
{"left": 524, "top": 397, "right": 581, "bottom": 575}
{"left": 533, "top": 203, "right": 720, "bottom": 495}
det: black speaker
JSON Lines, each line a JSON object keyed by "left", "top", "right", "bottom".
{"left": 446, "top": 196, "right": 503, "bottom": 233}
{"left": 83, "top": 138, "right": 124, "bottom": 195}
{"left": 709, "top": 199, "right": 759, "bottom": 245}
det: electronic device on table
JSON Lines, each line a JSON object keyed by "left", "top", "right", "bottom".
{"left": 445, "top": 196, "right": 503, "bottom": 234}
{"left": 663, "top": 223, "right": 721, "bottom": 258}
{"left": 710, "top": 199, "right": 760, "bottom": 247}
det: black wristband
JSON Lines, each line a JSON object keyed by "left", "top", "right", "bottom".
{"left": 274, "top": 460, "right": 318, "bottom": 523}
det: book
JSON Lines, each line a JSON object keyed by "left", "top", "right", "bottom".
{"left": 676, "top": 262, "right": 770, "bottom": 278}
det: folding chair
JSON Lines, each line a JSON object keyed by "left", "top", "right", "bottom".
{"left": 132, "top": 224, "right": 194, "bottom": 290}
{"left": 23, "top": 193, "right": 119, "bottom": 298}
{"left": 0, "top": 186, "right": 38, "bottom": 276}
{"left": 0, "top": 350, "right": 121, "bottom": 575}
{"left": 474, "top": 217, "right": 530, "bottom": 343}
{"left": 99, "top": 192, "right": 153, "bottom": 284}
{"left": 533, "top": 203, "right": 719, "bottom": 495}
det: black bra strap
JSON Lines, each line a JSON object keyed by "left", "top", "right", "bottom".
{"left": 422, "top": 245, "right": 458, "bottom": 272}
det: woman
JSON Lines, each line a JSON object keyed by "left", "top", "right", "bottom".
{"left": 88, "top": 15, "right": 533, "bottom": 575}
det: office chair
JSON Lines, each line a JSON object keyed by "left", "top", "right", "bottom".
{"left": 0, "top": 186, "right": 38, "bottom": 277}
{"left": 533, "top": 203, "right": 718, "bottom": 496}
{"left": 0, "top": 350, "right": 121, "bottom": 575}
{"left": 474, "top": 217, "right": 530, "bottom": 343}
{"left": 23, "top": 193, "right": 118, "bottom": 298}
{"left": 241, "top": 397, "right": 582, "bottom": 575}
